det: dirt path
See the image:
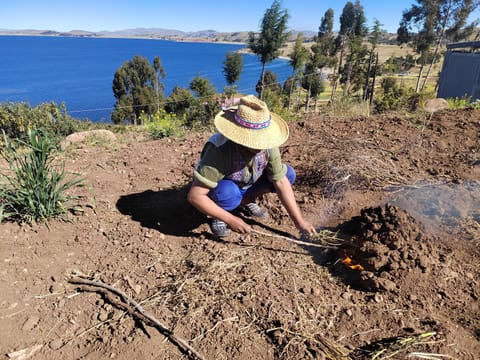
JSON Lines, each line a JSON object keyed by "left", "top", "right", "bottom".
{"left": 1, "top": 109, "right": 479, "bottom": 359}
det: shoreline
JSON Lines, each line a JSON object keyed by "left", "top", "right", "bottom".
{"left": 0, "top": 32, "right": 247, "bottom": 45}
{"left": 0, "top": 33, "right": 292, "bottom": 59}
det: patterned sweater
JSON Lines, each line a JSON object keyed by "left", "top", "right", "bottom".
{"left": 194, "top": 133, "right": 287, "bottom": 189}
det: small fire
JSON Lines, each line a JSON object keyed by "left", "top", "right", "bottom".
{"left": 341, "top": 256, "right": 365, "bottom": 271}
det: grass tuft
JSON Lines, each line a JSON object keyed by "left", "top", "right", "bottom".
{"left": 0, "top": 128, "right": 83, "bottom": 223}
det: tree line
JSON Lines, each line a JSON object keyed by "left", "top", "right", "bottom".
{"left": 111, "top": 0, "right": 479, "bottom": 125}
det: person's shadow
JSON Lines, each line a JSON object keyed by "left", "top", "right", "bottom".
{"left": 116, "top": 184, "right": 206, "bottom": 236}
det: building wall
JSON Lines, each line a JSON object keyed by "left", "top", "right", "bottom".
{"left": 437, "top": 51, "right": 480, "bottom": 101}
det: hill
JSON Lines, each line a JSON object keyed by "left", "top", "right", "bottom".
{"left": 1, "top": 108, "right": 479, "bottom": 359}
{"left": 0, "top": 27, "right": 318, "bottom": 43}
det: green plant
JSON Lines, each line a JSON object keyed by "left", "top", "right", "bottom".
{"left": 447, "top": 96, "right": 473, "bottom": 110}
{"left": 0, "top": 129, "right": 83, "bottom": 223}
{"left": 471, "top": 99, "right": 480, "bottom": 110}
{"left": 0, "top": 101, "right": 96, "bottom": 145}
{"left": 141, "top": 110, "right": 184, "bottom": 139}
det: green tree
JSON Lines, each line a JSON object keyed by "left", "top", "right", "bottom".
{"left": 255, "top": 70, "right": 282, "bottom": 96}
{"left": 188, "top": 76, "right": 217, "bottom": 127}
{"left": 153, "top": 56, "right": 166, "bottom": 112}
{"left": 287, "top": 33, "right": 309, "bottom": 109}
{"left": 331, "top": 1, "right": 368, "bottom": 100}
{"left": 164, "top": 86, "right": 195, "bottom": 117}
{"left": 397, "top": 0, "right": 479, "bottom": 92}
{"left": 307, "top": 8, "right": 336, "bottom": 110}
{"left": 111, "top": 55, "right": 158, "bottom": 124}
{"left": 248, "top": 0, "right": 289, "bottom": 99}
{"left": 301, "top": 63, "right": 326, "bottom": 112}
{"left": 363, "top": 19, "right": 383, "bottom": 102}
{"left": 189, "top": 76, "right": 216, "bottom": 98}
{"left": 223, "top": 52, "right": 243, "bottom": 103}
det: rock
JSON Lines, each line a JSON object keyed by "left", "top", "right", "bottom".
{"left": 378, "top": 278, "right": 397, "bottom": 291}
{"left": 60, "top": 129, "right": 116, "bottom": 150}
{"left": 423, "top": 98, "right": 449, "bottom": 113}
{"left": 416, "top": 255, "right": 430, "bottom": 271}
{"left": 7, "top": 344, "right": 43, "bottom": 359}
{"left": 98, "top": 310, "right": 109, "bottom": 322}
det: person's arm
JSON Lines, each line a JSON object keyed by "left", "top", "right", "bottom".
{"left": 187, "top": 180, "right": 251, "bottom": 233}
{"left": 273, "top": 176, "right": 316, "bottom": 235}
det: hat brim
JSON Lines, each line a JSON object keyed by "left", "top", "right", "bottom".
{"left": 214, "top": 107, "right": 289, "bottom": 150}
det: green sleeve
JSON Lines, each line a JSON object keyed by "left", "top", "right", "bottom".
{"left": 193, "top": 143, "right": 227, "bottom": 188}
{"left": 267, "top": 147, "right": 287, "bottom": 182}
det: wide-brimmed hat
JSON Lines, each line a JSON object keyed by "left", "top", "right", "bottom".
{"left": 214, "top": 95, "right": 289, "bottom": 150}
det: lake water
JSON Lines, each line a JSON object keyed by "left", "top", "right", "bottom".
{"left": 0, "top": 35, "right": 291, "bottom": 122}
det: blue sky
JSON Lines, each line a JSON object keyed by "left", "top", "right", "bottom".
{"left": 1, "top": 0, "right": 479, "bottom": 34}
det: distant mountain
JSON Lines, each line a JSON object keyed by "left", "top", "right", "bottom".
{"left": 99, "top": 27, "right": 185, "bottom": 37}
{"left": 0, "top": 27, "right": 318, "bottom": 42}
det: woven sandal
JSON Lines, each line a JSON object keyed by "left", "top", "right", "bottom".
{"left": 241, "top": 202, "right": 269, "bottom": 219}
{"left": 211, "top": 219, "right": 230, "bottom": 237}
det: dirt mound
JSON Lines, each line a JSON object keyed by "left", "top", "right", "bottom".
{"left": 335, "top": 204, "right": 439, "bottom": 292}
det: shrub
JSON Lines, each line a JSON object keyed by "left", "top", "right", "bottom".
{"left": 0, "top": 129, "right": 83, "bottom": 223}
{"left": 447, "top": 96, "right": 473, "bottom": 110}
{"left": 140, "top": 109, "right": 184, "bottom": 139}
{"left": 374, "top": 78, "right": 435, "bottom": 113}
{"left": 471, "top": 99, "right": 480, "bottom": 110}
{"left": 0, "top": 101, "right": 94, "bottom": 144}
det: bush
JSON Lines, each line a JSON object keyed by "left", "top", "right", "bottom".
{"left": 0, "top": 129, "right": 83, "bottom": 223}
{"left": 0, "top": 101, "right": 94, "bottom": 144}
{"left": 447, "top": 96, "right": 474, "bottom": 110}
{"left": 140, "top": 109, "right": 184, "bottom": 139}
{"left": 374, "top": 78, "right": 435, "bottom": 113}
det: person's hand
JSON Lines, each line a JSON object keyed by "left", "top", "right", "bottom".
{"left": 295, "top": 219, "right": 316, "bottom": 236}
{"left": 227, "top": 216, "right": 252, "bottom": 234}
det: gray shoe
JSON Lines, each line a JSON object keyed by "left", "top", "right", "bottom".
{"left": 241, "top": 202, "right": 269, "bottom": 219}
{"left": 211, "top": 219, "right": 230, "bottom": 237}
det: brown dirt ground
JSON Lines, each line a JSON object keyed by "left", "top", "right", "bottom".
{"left": 1, "top": 108, "right": 479, "bottom": 360}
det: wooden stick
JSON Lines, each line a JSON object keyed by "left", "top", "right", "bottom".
{"left": 68, "top": 276, "right": 205, "bottom": 360}
{"left": 251, "top": 229, "right": 343, "bottom": 249}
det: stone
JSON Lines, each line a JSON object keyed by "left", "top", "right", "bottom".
{"left": 60, "top": 129, "right": 116, "bottom": 150}
{"left": 423, "top": 98, "right": 449, "bottom": 113}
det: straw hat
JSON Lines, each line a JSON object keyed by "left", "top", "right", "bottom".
{"left": 214, "top": 95, "right": 289, "bottom": 150}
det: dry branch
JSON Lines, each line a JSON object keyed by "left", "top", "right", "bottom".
{"left": 68, "top": 276, "right": 205, "bottom": 360}
{"left": 252, "top": 229, "right": 345, "bottom": 249}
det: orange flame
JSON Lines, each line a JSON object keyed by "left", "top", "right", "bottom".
{"left": 341, "top": 256, "right": 365, "bottom": 271}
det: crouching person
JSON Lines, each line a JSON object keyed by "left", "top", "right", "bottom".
{"left": 187, "top": 95, "right": 315, "bottom": 237}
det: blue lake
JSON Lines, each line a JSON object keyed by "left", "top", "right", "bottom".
{"left": 0, "top": 36, "right": 292, "bottom": 122}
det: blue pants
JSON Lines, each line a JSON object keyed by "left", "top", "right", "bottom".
{"left": 208, "top": 164, "right": 296, "bottom": 211}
